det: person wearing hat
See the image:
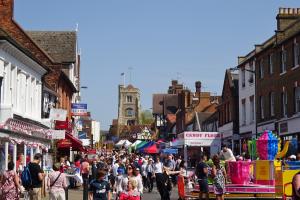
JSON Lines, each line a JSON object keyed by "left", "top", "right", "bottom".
{"left": 141, "top": 160, "right": 148, "bottom": 190}
{"left": 146, "top": 159, "right": 154, "bottom": 193}
{"left": 115, "top": 168, "right": 126, "bottom": 199}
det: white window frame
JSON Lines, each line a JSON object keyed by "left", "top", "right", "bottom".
{"left": 281, "top": 47, "right": 287, "bottom": 74}
{"left": 269, "top": 53, "right": 274, "bottom": 74}
{"left": 259, "top": 59, "right": 264, "bottom": 79}
{"left": 242, "top": 99, "right": 246, "bottom": 125}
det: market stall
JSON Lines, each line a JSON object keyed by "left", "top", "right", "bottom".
{"left": 173, "top": 132, "right": 221, "bottom": 166}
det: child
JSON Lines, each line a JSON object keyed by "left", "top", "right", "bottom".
{"left": 89, "top": 169, "right": 111, "bottom": 200}
{"left": 119, "top": 178, "right": 140, "bottom": 200}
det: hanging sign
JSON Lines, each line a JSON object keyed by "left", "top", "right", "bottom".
{"left": 71, "top": 103, "right": 88, "bottom": 116}
{"left": 50, "top": 130, "right": 65, "bottom": 139}
{"left": 49, "top": 108, "right": 67, "bottom": 121}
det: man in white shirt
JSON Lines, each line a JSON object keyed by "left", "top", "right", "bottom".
{"left": 220, "top": 144, "right": 236, "bottom": 162}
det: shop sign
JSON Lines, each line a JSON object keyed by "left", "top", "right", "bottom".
{"left": 183, "top": 132, "right": 221, "bottom": 140}
{"left": 57, "top": 139, "right": 72, "bottom": 148}
{"left": 71, "top": 103, "right": 88, "bottom": 116}
{"left": 88, "top": 149, "right": 97, "bottom": 154}
{"left": 50, "top": 130, "right": 65, "bottom": 139}
{"left": 49, "top": 108, "right": 67, "bottom": 121}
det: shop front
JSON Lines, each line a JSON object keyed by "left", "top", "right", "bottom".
{"left": 0, "top": 119, "right": 51, "bottom": 171}
{"left": 277, "top": 115, "right": 300, "bottom": 151}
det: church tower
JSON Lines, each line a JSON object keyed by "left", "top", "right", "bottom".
{"left": 117, "top": 84, "right": 141, "bottom": 126}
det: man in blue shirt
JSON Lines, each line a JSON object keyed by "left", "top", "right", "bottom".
{"left": 89, "top": 170, "right": 111, "bottom": 200}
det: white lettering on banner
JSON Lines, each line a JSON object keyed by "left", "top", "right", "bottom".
{"left": 184, "top": 132, "right": 221, "bottom": 140}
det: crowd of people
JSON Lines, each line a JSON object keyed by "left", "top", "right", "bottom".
{"left": 1, "top": 144, "right": 300, "bottom": 200}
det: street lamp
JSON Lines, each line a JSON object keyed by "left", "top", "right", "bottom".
{"left": 229, "top": 67, "right": 257, "bottom": 138}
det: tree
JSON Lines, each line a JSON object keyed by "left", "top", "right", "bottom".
{"left": 139, "top": 110, "right": 154, "bottom": 124}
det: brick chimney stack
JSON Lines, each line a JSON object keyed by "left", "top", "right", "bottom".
{"left": 276, "top": 8, "right": 300, "bottom": 31}
{"left": 0, "top": 0, "right": 14, "bottom": 22}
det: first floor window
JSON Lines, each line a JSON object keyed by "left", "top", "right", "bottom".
{"left": 282, "top": 91, "right": 288, "bottom": 117}
{"left": 295, "top": 87, "right": 300, "bottom": 113}
{"left": 250, "top": 96, "right": 254, "bottom": 123}
{"left": 270, "top": 92, "right": 275, "bottom": 117}
{"left": 242, "top": 99, "right": 246, "bottom": 125}
{"left": 260, "top": 96, "right": 264, "bottom": 119}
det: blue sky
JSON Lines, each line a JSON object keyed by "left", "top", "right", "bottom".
{"left": 15, "top": 0, "right": 299, "bottom": 130}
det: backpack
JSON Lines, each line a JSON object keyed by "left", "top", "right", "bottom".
{"left": 21, "top": 165, "right": 32, "bottom": 189}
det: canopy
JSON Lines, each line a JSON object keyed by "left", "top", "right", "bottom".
{"left": 123, "top": 140, "right": 132, "bottom": 148}
{"left": 156, "top": 139, "right": 165, "bottom": 144}
{"left": 137, "top": 141, "right": 154, "bottom": 153}
{"left": 115, "top": 140, "right": 125, "bottom": 147}
{"left": 161, "top": 148, "right": 178, "bottom": 154}
{"left": 145, "top": 143, "right": 158, "bottom": 154}
{"left": 57, "top": 132, "right": 83, "bottom": 151}
{"left": 135, "top": 141, "right": 148, "bottom": 150}
{"left": 130, "top": 140, "right": 142, "bottom": 148}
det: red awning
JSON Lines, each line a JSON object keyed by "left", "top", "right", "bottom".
{"left": 57, "top": 132, "right": 83, "bottom": 151}
{"left": 144, "top": 143, "right": 158, "bottom": 154}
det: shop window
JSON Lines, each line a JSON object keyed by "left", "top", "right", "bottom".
{"left": 125, "top": 108, "right": 134, "bottom": 117}
{"left": 295, "top": 87, "right": 300, "bottom": 113}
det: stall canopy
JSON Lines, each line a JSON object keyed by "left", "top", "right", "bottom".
{"left": 145, "top": 143, "right": 158, "bottom": 154}
{"left": 123, "top": 140, "right": 132, "bottom": 148}
{"left": 137, "top": 141, "right": 154, "bottom": 153}
{"left": 131, "top": 140, "right": 142, "bottom": 148}
{"left": 135, "top": 141, "right": 148, "bottom": 150}
{"left": 57, "top": 132, "right": 83, "bottom": 151}
{"left": 115, "top": 140, "right": 126, "bottom": 147}
{"left": 161, "top": 148, "right": 178, "bottom": 154}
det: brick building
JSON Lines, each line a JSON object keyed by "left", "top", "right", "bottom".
{"left": 255, "top": 8, "right": 300, "bottom": 143}
{"left": 217, "top": 69, "right": 239, "bottom": 154}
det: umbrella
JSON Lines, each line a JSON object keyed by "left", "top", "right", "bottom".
{"left": 115, "top": 140, "right": 125, "bottom": 147}
{"left": 131, "top": 140, "right": 142, "bottom": 149}
{"left": 137, "top": 141, "right": 154, "bottom": 153}
{"left": 123, "top": 140, "right": 132, "bottom": 148}
{"left": 135, "top": 141, "right": 148, "bottom": 150}
{"left": 145, "top": 143, "right": 158, "bottom": 154}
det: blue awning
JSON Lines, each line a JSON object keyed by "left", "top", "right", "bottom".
{"left": 161, "top": 148, "right": 178, "bottom": 154}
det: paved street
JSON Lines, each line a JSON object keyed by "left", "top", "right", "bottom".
{"left": 66, "top": 186, "right": 179, "bottom": 200}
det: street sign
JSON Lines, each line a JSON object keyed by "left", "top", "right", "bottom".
{"left": 71, "top": 103, "right": 88, "bottom": 116}
{"left": 78, "top": 131, "right": 87, "bottom": 139}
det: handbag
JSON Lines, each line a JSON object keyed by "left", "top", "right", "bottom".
{"left": 50, "top": 173, "right": 62, "bottom": 187}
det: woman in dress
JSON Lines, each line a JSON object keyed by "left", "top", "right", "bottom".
{"left": 47, "top": 162, "right": 67, "bottom": 200}
{"left": 0, "top": 161, "right": 21, "bottom": 200}
{"left": 211, "top": 155, "right": 226, "bottom": 200}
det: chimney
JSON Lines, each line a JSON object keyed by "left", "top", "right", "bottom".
{"left": 276, "top": 8, "right": 300, "bottom": 31}
{"left": 0, "top": 0, "right": 14, "bottom": 22}
{"left": 195, "top": 81, "right": 201, "bottom": 93}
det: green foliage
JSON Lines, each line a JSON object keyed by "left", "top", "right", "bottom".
{"left": 140, "top": 109, "right": 154, "bottom": 124}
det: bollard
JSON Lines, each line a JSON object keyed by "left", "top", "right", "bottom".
{"left": 83, "top": 178, "right": 89, "bottom": 200}
{"left": 65, "top": 187, "right": 69, "bottom": 200}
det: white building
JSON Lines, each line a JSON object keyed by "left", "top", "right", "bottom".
{"left": 0, "top": 29, "right": 51, "bottom": 171}
{"left": 237, "top": 52, "right": 257, "bottom": 143}
{"left": 92, "top": 120, "right": 100, "bottom": 145}
{"left": 0, "top": 41, "right": 46, "bottom": 123}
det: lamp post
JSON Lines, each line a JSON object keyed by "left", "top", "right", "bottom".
{"left": 229, "top": 67, "right": 257, "bottom": 138}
